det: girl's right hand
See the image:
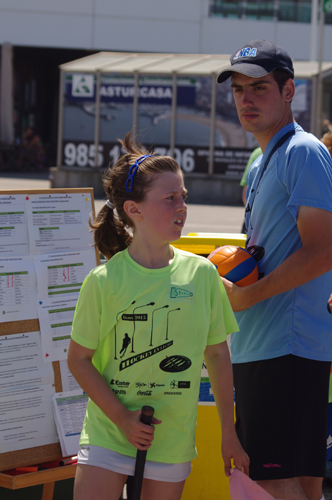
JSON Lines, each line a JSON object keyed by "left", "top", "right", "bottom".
{"left": 118, "top": 408, "right": 162, "bottom": 450}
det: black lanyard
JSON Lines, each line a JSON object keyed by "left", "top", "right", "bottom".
{"left": 245, "top": 129, "right": 296, "bottom": 231}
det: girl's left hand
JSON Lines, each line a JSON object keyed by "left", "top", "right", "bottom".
{"left": 222, "top": 432, "right": 250, "bottom": 477}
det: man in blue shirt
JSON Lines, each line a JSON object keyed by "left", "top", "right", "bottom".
{"left": 217, "top": 40, "right": 332, "bottom": 500}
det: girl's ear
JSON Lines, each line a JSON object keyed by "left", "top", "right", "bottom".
{"left": 123, "top": 200, "right": 142, "bottom": 221}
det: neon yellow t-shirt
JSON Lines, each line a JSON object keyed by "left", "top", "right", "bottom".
{"left": 240, "top": 147, "right": 262, "bottom": 187}
{"left": 71, "top": 246, "right": 238, "bottom": 463}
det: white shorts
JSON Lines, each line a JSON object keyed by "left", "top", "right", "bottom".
{"left": 77, "top": 445, "right": 192, "bottom": 483}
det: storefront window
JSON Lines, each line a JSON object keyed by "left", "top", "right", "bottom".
{"left": 210, "top": 0, "right": 321, "bottom": 23}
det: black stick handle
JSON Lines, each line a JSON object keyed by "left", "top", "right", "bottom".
{"left": 130, "top": 406, "right": 155, "bottom": 500}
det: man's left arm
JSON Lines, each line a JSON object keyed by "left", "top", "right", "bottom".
{"left": 223, "top": 206, "right": 332, "bottom": 311}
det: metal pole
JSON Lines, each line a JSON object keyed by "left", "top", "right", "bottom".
{"left": 170, "top": 73, "right": 177, "bottom": 158}
{"left": 310, "top": 75, "right": 318, "bottom": 134}
{"left": 132, "top": 72, "right": 139, "bottom": 140}
{"left": 56, "top": 69, "right": 65, "bottom": 168}
{"left": 316, "top": 0, "right": 325, "bottom": 137}
{"left": 94, "top": 71, "right": 101, "bottom": 168}
{"left": 310, "top": 0, "right": 319, "bottom": 60}
{"left": 208, "top": 75, "right": 217, "bottom": 176}
{"left": 0, "top": 43, "right": 14, "bottom": 144}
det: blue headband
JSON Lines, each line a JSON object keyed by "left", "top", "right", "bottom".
{"left": 125, "top": 154, "right": 154, "bottom": 193}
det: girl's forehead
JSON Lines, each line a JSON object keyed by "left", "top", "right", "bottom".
{"left": 150, "top": 170, "right": 185, "bottom": 189}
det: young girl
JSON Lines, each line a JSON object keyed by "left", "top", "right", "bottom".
{"left": 68, "top": 132, "right": 249, "bottom": 500}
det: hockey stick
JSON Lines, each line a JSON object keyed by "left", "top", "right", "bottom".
{"left": 130, "top": 405, "right": 155, "bottom": 500}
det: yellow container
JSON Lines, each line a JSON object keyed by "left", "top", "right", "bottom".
{"left": 172, "top": 232, "right": 246, "bottom": 256}
{"left": 170, "top": 233, "right": 245, "bottom": 499}
{"left": 182, "top": 405, "right": 231, "bottom": 500}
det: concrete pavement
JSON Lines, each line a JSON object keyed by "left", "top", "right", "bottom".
{"left": 0, "top": 170, "right": 245, "bottom": 234}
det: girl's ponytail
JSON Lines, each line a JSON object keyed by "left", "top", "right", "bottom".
{"left": 90, "top": 202, "right": 132, "bottom": 260}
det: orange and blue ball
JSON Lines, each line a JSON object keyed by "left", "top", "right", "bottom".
{"left": 207, "top": 245, "right": 258, "bottom": 287}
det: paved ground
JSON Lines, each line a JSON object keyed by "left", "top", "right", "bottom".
{"left": 0, "top": 170, "right": 246, "bottom": 234}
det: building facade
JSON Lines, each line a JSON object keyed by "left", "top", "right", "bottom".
{"left": 0, "top": 0, "right": 331, "bottom": 168}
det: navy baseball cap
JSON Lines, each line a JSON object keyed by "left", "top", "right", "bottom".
{"left": 217, "top": 39, "right": 294, "bottom": 84}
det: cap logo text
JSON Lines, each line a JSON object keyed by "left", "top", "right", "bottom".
{"left": 234, "top": 48, "right": 257, "bottom": 60}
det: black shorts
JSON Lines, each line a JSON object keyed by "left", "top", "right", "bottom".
{"left": 233, "top": 355, "right": 330, "bottom": 481}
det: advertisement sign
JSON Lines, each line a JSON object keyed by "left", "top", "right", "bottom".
{"left": 62, "top": 74, "right": 311, "bottom": 177}
{"left": 62, "top": 140, "right": 251, "bottom": 176}
{"left": 65, "top": 74, "right": 196, "bottom": 106}
{"left": 324, "top": 0, "right": 332, "bottom": 14}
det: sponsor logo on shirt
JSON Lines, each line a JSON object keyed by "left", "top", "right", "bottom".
{"left": 110, "top": 379, "right": 130, "bottom": 387}
{"left": 137, "top": 390, "right": 153, "bottom": 396}
{"left": 170, "top": 380, "right": 190, "bottom": 389}
{"left": 112, "top": 389, "right": 127, "bottom": 395}
{"left": 170, "top": 287, "right": 193, "bottom": 299}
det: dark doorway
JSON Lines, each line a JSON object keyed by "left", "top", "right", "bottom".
{"left": 13, "top": 46, "right": 97, "bottom": 166}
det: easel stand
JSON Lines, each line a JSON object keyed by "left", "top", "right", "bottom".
{"left": 0, "top": 465, "right": 77, "bottom": 500}
{"left": 0, "top": 188, "right": 98, "bottom": 500}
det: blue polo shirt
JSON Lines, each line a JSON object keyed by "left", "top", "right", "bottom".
{"left": 231, "top": 122, "right": 332, "bottom": 363}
